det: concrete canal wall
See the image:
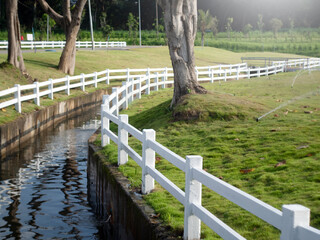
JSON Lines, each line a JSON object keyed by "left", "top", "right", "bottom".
{"left": 0, "top": 90, "right": 107, "bottom": 158}
{"left": 88, "top": 132, "right": 177, "bottom": 240}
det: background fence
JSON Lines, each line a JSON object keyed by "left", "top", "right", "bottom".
{"left": 0, "top": 40, "right": 126, "bottom": 50}
{"left": 100, "top": 58, "right": 320, "bottom": 239}
{"left": 1, "top": 58, "right": 319, "bottom": 113}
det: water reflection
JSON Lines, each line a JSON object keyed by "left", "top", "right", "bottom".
{"left": 0, "top": 108, "right": 102, "bottom": 239}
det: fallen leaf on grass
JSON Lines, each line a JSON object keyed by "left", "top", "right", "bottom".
{"left": 284, "top": 111, "right": 288, "bottom": 115}
{"left": 274, "top": 160, "right": 286, "bottom": 168}
{"left": 219, "top": 176, "right": 224, "bottom": 180}
{"left": 306, "top": 153, "right": 313, "bottom": 157}
{"left": 1, "top": 108, "right": 6, "bottom": 112}
{"left": 297, "top": 145, "right": 309, "bottom": 149}
{"left": 234, "top": 138, "right": 240, "bottom": 141}
{"left": 304, "top": 111, "right": 313, "bottom": 114}
{"left": 155, "top": 156, "right": 161, "bottom": 164}
{"left": 274, "top": 114, "right": 279, "bottom": 117}
{"left": 240, "top": 168, "right": 255, "bottom": 174}
{"left": 270, "top": 129, "right": 278, "bottom": 132}
{"left": 293, "top": 110, "right": 298, "bottom": 113}
{"left": 276, "top": 99, "right": 282, "bottom": 102}
{"left": 302, "top": 105, "right": 310, "bottom": 108}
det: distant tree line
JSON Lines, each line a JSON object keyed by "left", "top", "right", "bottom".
{"left": 0, "top": 0, "right": 319, "bottom": 34}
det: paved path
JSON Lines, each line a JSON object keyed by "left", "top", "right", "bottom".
{"left": 0, "top": 45, "right": 161, "bottom": 54}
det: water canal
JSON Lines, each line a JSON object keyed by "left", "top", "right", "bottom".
{"left": 0, "top": 107, "right": 102, "bottom": 239}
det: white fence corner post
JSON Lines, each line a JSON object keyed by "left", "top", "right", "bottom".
{"left": 247, "top": 68, "right": 251, "bottom": 79}
{"left": 65, "top": 75, "right": 70, "bottom": 95}
{"left": 258, "top": 67, "right": 261, "bottom": 77}
{"left": 142, "top": 129, "right": 156, "bottom": 194}
{"left": 14, "top": 84, "right": 21, "bottom": 113}
{"left": 101, "top": 97, "right": 110, "bottom": 147}
{"left": 48, "top": 78, "right": 54, "bottom": 99}
{"left": 280, "top": 204, "right": 310, "bottom": 240}
{"left": 184, "top": 155, "right": 202, "bottom": 240}
{"left": 118, "top": 114, "right": 129, "bottom": 165}
{"left": 128, "top": 78, "right": 133, "bottom": 104}
{"left": 112, "top": 87, "right": 119, "bottom": 116}
{"left": 122, "top": 81, "right": 128, "bottom": 109}
{"left": 106, "top": 69, "right": 110, "bottom": 85}
{"left": 81, "top": 73, "right": 85, "bottom": 91}
{"left": 94, "top": 72, "right": 98, "bottom": 88}
{"left": 33, "top": 81, "right": 40, "bottom": 106}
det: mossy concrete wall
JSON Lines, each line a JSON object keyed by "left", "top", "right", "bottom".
{"left": 88, "top": 132, "right": 177, "bottom": 240}
{"left": 0, "top": 90, "right": 107, "bottom": 158}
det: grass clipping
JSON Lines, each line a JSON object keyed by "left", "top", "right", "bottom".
{"left": 173, "top": 91, "right": 266, "bottom": 122}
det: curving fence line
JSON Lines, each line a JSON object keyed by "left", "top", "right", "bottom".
{"left": 0, "top": 59, "right": 319, "bottom": 114}
{"left": 100, "top": 58, "right": 320, "bottom": 239}
{"left": 0, "top": 40, "right": 126, "bottom": 50}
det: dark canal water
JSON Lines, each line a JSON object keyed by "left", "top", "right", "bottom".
{"left": 0, "top": 108, "right": 102, "bottom": 239}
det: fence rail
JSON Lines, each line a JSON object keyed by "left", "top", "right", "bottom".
{"left": 2, "top": 59, "right": 320, "bottom": 113}
{"left": 0, "top": 40, "right": 126, "bottom": 49}
{"left": 99, "top": 58, "right": 320, "bottom": 239}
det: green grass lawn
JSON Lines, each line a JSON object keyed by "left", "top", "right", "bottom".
{"left": 0, "top": 46, "right": 307, "bottom": 125}
{"left": 97, "top": 69, "right": 320, "bottom": 239}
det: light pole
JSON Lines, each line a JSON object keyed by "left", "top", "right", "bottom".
{"left": 88, "top": 0, "right": 95, "bottom": 50}
{"left": 138, "top": 0, "right": 141, "bottom": 46}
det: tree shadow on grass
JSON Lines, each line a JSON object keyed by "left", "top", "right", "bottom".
{"left": 24, "top": 59, "right": 58, "bottom": 69}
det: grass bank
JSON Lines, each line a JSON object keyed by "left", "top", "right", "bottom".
{"left": 96, "top": 70, "right": 320, "bottom": 239}
{"left": 0, "top": 47, "right": 306, "bottom": 125}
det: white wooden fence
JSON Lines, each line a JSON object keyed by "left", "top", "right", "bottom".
{"left": 0, "top": 40, "right": 126, "bottom": 49}
{"left": 1, "top": 59, "right": 319, "bottom": 114}
{"left": 100, "top": 58, "right": 320, "bottom": 239}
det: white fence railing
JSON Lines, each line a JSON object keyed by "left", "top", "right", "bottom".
{"left": 1, "top": 59, "right": 319, "bottom": 114}
{"left": 0, "top": 41, "right": 126, "bottom": 49}
{"left": 100, "top": 58, "right": 320, "bottom": 239}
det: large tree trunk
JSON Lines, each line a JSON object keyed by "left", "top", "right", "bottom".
{"left": 159, "top": 0, "right": 207, "bottom": 107}
{"left": 6, "top": 0, "right": 25, "bottom": 72}
{"left": 58, "top": 21, "right": 81, "bottom": 75}
{"left": 37, "top": 0, "right": 87, "bottom": 75}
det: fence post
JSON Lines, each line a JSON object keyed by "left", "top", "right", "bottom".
{"left": 94, "top": 72, "right": 98, "bottom": 88}
{"left": 247, "top": 68, "right": 251, "bottom": 79}
{"left": 81, "top": 73, "right": 85, "bottom": 91}
{"left": 106, "top": 69, "right": 110, "bottom": 85}
{"left": 266, "top": 66, "right": 269, "bottom": 76}
{"left": 224, "top": 69, "right": 227, "bottom": 82}
{"left": 142, "top": 129, "right": 156, "bottom": 194}
{"left": 164, "top": 67, "right": 168, "bottom": 82}
{"left": 48, "top": 78, "right": 54, "bottom": 99}
{"left": 122, "top": 81, "right": 128, "bottom": 109}
{"left": 210, "top": 68, "right": 214, "bottom": 83}
{"left": 195, "top": 68, "right": 199, "bottom": 81}
{"left": 162, "top": 71, "right": 166, "bottom": 89}
{"left": 138, "top": 77, "right": 142, "bottom": 99}
{"left": 146, "top": 68, "right": 150, "bottom": 95}
{"left": 236, "top": 66, "right": 240, "bottom": 80}
{"left": 184, "top": 155, "right": 202, "bottom": 240}
{"left": 118, "top": 114, "right": 129, "bottom": 165}
{"left": 128, "top": 78, "right": 133, "bottom": 104}
{"left": 208, "top": 67, "right": 211, "bottom": 78}
{"left": 280, "top": 204, "right": 310, "bottom": 240}
{"left": 258, "top": 67, "right": 261, "bottom": 78}
{"left": 33, "top": 82, "right": 40, "bottom": 106}
{"left": 65, "top": 75, "right": 70, "bottom": 95}
{"left": 127, "top": 68, "right": 130, "bottom": 82}
{"left": 112, "top": 87, "right": 119, "bottom": 116}
{"left": 155, "top": 72, "right": 159, "bottom": 91}
{"left": 14, "top": 84, "right": 21, "bottom": 113}
{"left": 101, "top": 97, "right": 110, "bottom": 147}
{"left": 219, "top": 65, "right": 222, "bottom": 77}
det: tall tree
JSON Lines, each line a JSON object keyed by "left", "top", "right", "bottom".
{"left": 225, "top": 17, "right": 233, "bottom": 39}
{"left": 270, "top": 18, "right": 283, "bottom": 39}
{"left": 198, "top": 9, "right": 213, "bottom": 47}
{"left": 6, "top": 0, "right": 26, "bottom": 72}
{"left": 210, "top": 16, "right": 219, "bottom": 38}
{"left": 36, "top": 0, "right": 87, "bottom": 75}
{"left": 257, "top": 14, "right": 264, "bottom": 37}
{"left": 158, "top": 0, "right": 207, "bottom": 108}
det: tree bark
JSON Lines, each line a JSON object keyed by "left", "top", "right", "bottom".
{"left": 6, "top": 0, "right": 25, "bottom": 72}
{"left": 37, "top": 0, "right": 87, "bottom": 75}
{"left": 158, "top": 0, "right": 207, "bottom": 107}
